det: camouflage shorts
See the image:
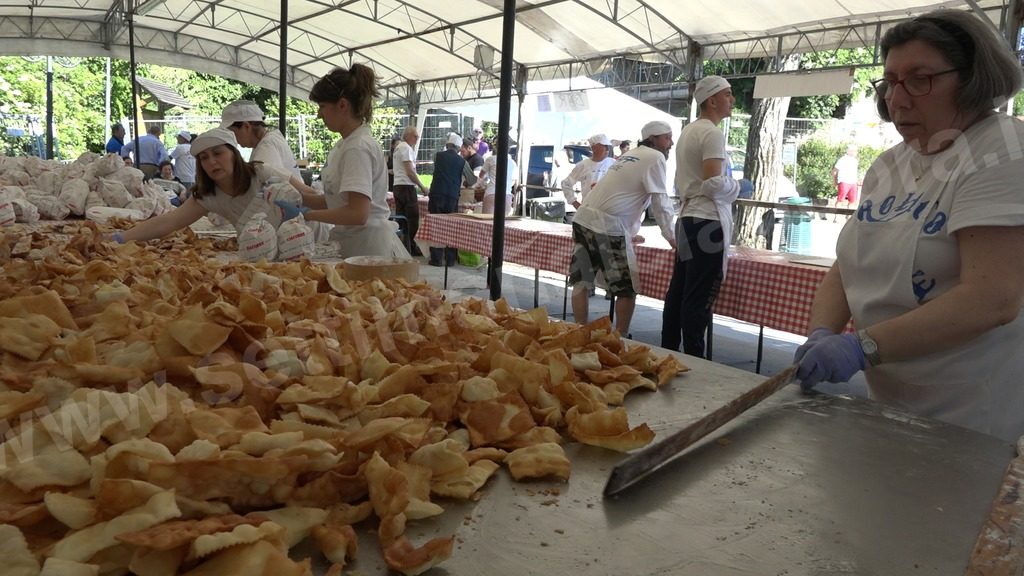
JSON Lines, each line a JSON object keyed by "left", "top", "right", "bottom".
{"left": 568, "top": 222, "right": 636, "bottom": 297}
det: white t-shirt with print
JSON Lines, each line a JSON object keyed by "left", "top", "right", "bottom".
{"left": 837, "top": 114, "right": 1024, "bottom": 441}
{"left": 562, "top": 156, "right": 616, "bottom": 206}
{"left": 392, "top": 141, "right": 418, "bottom": 187}
{"left": 321, "top": 124, "right": 391, "bottom": 229}
{"left": 195, "top": 164, "right": 292, "bottom": 233}
{"left": 676, "top": 118, "right": 728, "bottom": 221}
{"left": 573, "top": 146, "right": 672, "bottom": 240}
{"left": 251, "top": 130, "right": 300, "bottom": 179}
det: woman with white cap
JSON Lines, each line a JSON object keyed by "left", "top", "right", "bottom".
{"left": 661, "top": 75, "right": 739, "bottom": 358}
{"left": 220, "top": 100, "right": 301, "bottom": 178}
{"left": 110, "top": 128, "right": 308, "bottom": 243}
{"left": 275, "top": 63, "right": 409, "bottom": 259}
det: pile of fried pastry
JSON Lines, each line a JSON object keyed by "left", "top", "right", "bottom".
{"left": 0, "top": 222, "right": 687, "bottom": 576}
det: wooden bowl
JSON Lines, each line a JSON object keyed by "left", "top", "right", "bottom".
{"left": 342, "top": 255, "right": 419, "bottom": 283}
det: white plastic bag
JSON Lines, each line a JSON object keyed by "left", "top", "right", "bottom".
{"left": 84, "top": 190, "right": 104, "bottom": 211}
{"left": 276, "top": 214, "right": 315, "bottom": 261}
{"left": 1, "top": 169, "right": 30, "bottom": 187}
{"left": 99, "top": 178, "right": 133, "bottom": 208}
{"left": 26, "top": 193, "right": 71, "bottom": 220}
{"left": 237, "top": 212, "right": 278, "bottom": 262}
{"left": 58, "top": 179, "right": 90, "bottom": 216}
{"left": 108, "top": 167, "right": 145, "bottom": 198}
{"left": 93, "top": 153, "right": 124, "bottom": 177}
{"left": 10, "top": 198, "right": 39, "bottom": 224}
{"left": 140, "top": 182, "right": 175, "bottom": 216}
{"left": 0, "top": 186, "right": 26, "bottom": 201}
{"left": 0, "top": 194, "right": 15, "bottom": 226}
{"left": 262, "top": 177, "right": 302, "bottom": 207}
{"left": 85, "top": 206, "right": 148, "bottom": 225}
{"left": 125, "top": 197, "right": 158, "bottom": 219}
{"left": 34, "top": 171, "right": 63, "bottom": 196}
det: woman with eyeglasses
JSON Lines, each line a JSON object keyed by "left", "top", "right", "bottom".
{"left": 794, "top": 9, "right": 1024, "bottom": 441}
{"left": 275, "top": 63, "right": 409, "bottom": 259}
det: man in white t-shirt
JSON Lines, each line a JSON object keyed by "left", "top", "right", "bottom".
{"left": 569, "top": 121, "right": 678, "bottom": 338}
{"left": 561, "top": 133, "right": 617, "bottom": 217}
{"left": 392, "top": 126, "right": 428, "bottom": 256}
{"left": 832, "top": 144, "right": 860, "bottom": 208}
{"left": 661, "top": 75, "right": 740, "bottom": 357}
{"left": 477, "top": 152, "right": 518, "bottom": 214}
{"left": 169, "top": 130, "right": 195, "bottom": 190}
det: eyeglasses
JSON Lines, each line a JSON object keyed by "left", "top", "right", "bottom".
{"left": 870, "top": 69, "right": 959, "bottom": 98}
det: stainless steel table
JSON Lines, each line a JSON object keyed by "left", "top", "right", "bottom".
{"left": 313, "top": 353, "right": 1013, "bottom": 575}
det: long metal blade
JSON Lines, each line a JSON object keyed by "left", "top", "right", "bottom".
{"left": 604, "top": 365, "right": 798, "bottom": 498}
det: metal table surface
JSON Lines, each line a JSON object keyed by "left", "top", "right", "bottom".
{"left": 310, "top": 352, "right": 1014, "bottom": 576}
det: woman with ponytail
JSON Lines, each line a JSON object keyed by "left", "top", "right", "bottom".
{"left": 276, "top": 63, "right": 409, "bottom": 258}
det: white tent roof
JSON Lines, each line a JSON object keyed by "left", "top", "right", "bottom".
{"left": 0, "top": 0, "right": 1009, "bottom": 102}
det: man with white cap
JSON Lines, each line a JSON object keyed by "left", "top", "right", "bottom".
{"left": 220, "top": 99, "right": 301, "bottom": 179}
{"left": 569, "top": 120, "right": 677, "bottom": 337}
{"left": 427, "top": 133, "right": 478, "bottom": 266}
{"left": 561, "top": 133, "right": 617, "bottom": 217}
{"left": 661, "top": 74, "right": 740, "bottom": 357}
{"left": 169, "top": 130, "right": 195, "bottom": 190}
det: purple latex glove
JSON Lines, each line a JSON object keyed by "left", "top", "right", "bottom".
{"left": 274, "top": 199, "right": 309, "bottom": 222}
{"left": 795, "top": 333, "right": 865, "bottom": 391}
{"left": 793, "top": 327, "right": 834, "bottom": 364}
{"left": 109, "top": 232, "right": 125, "bottom": 244}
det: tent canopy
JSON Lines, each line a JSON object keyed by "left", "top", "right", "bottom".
{"left": 0, "top": 0, "right": 1011, "bottom": 103}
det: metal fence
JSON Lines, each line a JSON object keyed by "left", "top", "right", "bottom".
{"left": 0, "top": 113, "right": 45, "bottom": 158}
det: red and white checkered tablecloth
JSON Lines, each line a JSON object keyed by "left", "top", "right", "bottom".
{"left": 418, "top": 214, "right": 832, "bottom": 335}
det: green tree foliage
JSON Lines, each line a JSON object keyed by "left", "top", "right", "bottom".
{"left": 786, "top": 139, "right": 883, "bottom": 199}
{"left": 0, "top": 56, "right": 404, "bottom": 163}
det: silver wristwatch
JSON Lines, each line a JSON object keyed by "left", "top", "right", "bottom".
{"left": 857, "top": 329, "right": 882, "bottom": 367}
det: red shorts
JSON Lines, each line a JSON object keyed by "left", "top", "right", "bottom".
{"left": 837, "top": 182, "right": 858, "bottom": 203}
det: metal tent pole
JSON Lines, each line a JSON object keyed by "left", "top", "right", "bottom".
{"left": 45, "top": 57, "right": 53, "bottom": 160}
{"left": 278, "top": 0, "right": 288, "bottom": 135}
{"left": 128, "top": 7, "right": 141, "bottom": 143}
{"left": 488, "top": 0, "right": 516, "bottom": 301}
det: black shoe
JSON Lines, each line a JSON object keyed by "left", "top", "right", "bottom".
{"left": 411, "top": 246, "right": 424, "bottom": 257}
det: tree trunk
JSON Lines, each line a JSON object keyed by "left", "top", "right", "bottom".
{"left": 734, "top": 55, "right": 799, "bottom": 248}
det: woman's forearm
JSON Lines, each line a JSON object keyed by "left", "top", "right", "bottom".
{"left": 866, "top": 226, "right": 1024, "bottom": 364}
{"left": 305, "top": 206, "right": 369, "bottom": 226}
{"left": 300, "top": 192, "right": 328, "bottom": 209}
{"left": 806, "top": 265, "right": 852, "bottom": 335}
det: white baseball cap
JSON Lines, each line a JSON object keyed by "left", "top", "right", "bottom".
{"left": 191, "top": 128, "right": 238, "bottom": 157}
{"left": 693, "top": 75, "right": 731, "bottom": 106}
{"left": 640, "top": 121, "right": 673, "bottom": 140}
{"left": 447, "top": 133, "right": 463, "bottom": 147}
{"left": 588, "top": 133, "right": 612, "bottom": 147}
{"left": 219, "top": 100, "right": 265, "bottom": 129}
{"left": 177, "top": 130, "right": 191, "bottom": 140}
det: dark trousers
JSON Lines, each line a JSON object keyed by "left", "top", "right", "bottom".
{"left": 392, "top": 185, "right": 421, "bottom": 254}
{"left": 427, "top": 193, "right": 458, "bottom": 266}
{"left": 661, "top": 217, "right": 724, "bottom": 358}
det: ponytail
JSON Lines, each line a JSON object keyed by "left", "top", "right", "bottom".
{"left": 309, "top": 63, "right": 380, "bottom": 124}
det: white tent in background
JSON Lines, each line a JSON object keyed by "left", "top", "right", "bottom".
{"left": 429, "top": 76, "right": 681, "bottom": 193}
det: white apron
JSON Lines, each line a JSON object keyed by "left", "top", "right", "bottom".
{"left": 713, "top": 184, "right": 739, "bottom": 277}
{"left": 678, "top": 178, "right": 738, "bottom": 278}
{"left": 329, "top": 219, "right": 410, "bottom": 259}
{"left": 838, "top": 154, "right": 1024, "bottom": 441}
